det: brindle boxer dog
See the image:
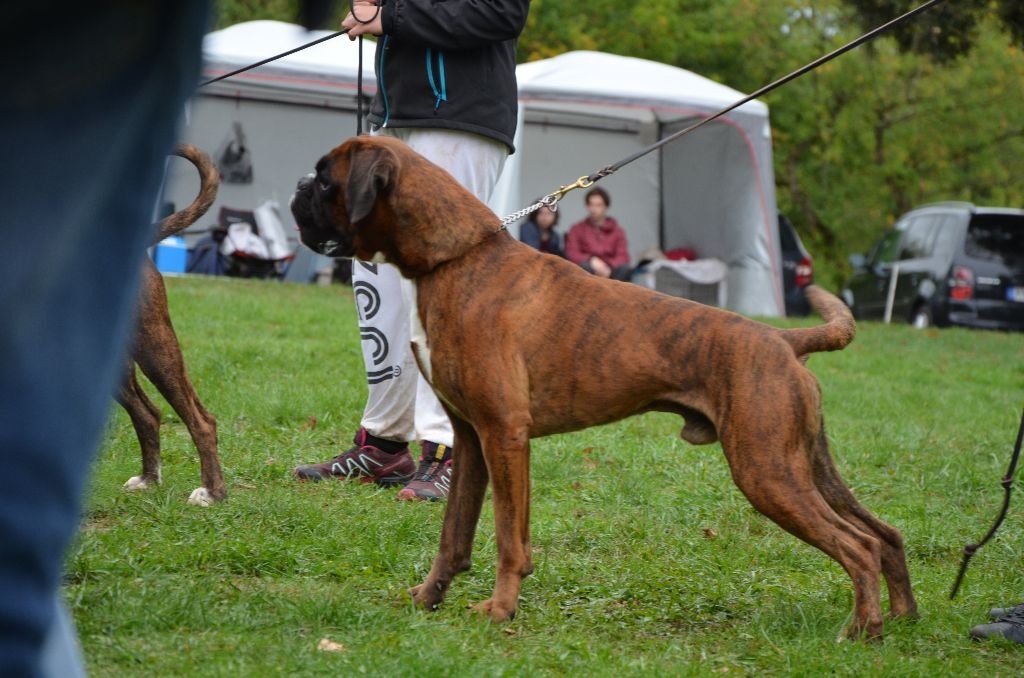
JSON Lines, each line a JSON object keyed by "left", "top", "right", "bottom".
{"left": 118, "top": 144, "right": 226, "bottom": 507}
{"left": 290, "top": 136, "right": 917, "bottom": 640}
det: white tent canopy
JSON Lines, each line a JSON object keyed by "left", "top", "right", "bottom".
{"left": 516, "top": 51, "right": 783, "bottom": 316}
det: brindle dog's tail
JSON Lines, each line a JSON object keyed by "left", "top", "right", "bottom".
{"left": 780, "top": 285, "right": 856, "bottom": 360}
{"left": 151, "top": 143, "right": 219, "bottom": 245}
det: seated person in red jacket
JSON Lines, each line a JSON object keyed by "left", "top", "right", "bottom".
{"left": 519, "top": 202, "right": 563, "bottom": 257}
{"left": 565, "top": 187, "right": 632, "bottom": 281}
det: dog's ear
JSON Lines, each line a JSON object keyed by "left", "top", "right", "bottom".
{"left": 345, "top": 145, "right": 397, "bottom": 224}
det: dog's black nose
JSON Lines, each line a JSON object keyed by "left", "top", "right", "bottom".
{"left": 296, "top": 173, "right": 315, "bottom": 191}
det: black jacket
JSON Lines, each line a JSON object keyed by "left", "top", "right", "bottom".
{"left": 369, "top": 0, "right": 530, "bottom": 151}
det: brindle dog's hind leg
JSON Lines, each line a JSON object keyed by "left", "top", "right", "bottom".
{"left": 811, "top": 420, "right": 917, "bottom": 619}
{"left": 117, "top": 364, "right": 163, "bottom": 491}
{"left": 722, "top": 425, "right": 885, "bottom": 640}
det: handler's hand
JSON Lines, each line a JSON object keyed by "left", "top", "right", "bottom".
{"left": 590, "top": 256, "right": 612, "bottom": 278}
{"left": 343, "top": 1, "right": 384, "bottom": 38}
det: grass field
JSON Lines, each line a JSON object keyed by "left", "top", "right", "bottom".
{"left": 70, "top": 276, "right": 1023, "bottom": 676}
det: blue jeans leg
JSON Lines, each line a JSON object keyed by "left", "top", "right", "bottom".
{"left": 0, "top": 3, "right": 211, "bottom": 675}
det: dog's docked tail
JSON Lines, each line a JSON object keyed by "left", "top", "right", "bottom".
{"left": 780, "top": 285, "right": 856, "bottom": 360}
{"left": 150, "top": 143, "right": 219, "bottom": 245}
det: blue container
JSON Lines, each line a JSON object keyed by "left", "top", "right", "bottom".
{"left": 154, "top": 235, "right": 188, "bottom": 274}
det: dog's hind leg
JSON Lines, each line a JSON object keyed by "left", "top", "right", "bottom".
{"left": 116, "top": 364, "right": 163, "bottom": 491}
{"left": 411, "top": 415, "right": 489, "bottom": 612}
{"left": 810, "top": 421, "right": 917, "bottom": 620}
{"left": 722, "top": 434, "right": 885, "bottom": 641}
{"left": 134, "top": 273, "right": 224, "bottom": 506}
{"left": 137, "top": 350, "right": 223, "bottom": 505}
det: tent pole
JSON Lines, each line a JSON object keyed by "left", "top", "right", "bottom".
{"left": 657, "top": 121, "right": 665, "bottom": 252}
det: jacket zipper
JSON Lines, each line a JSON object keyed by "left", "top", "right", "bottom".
{"left": 379, "top": 35, "right": 391, "bottom": 127}
{"left": 426, "top": 48, "right": 447, "bottom": 110}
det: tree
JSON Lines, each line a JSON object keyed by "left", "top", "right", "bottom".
{"left": 844, "top": 0, "right": 1024, "bottom": 61}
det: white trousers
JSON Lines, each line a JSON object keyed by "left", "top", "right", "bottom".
{"left": 352, "top": 128, "right": 507, "bottom": 446}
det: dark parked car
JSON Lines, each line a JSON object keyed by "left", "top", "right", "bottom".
{"left": 779, "top": 213, "right": 814, "bottom": 317}
{"left": 842, "top": 202, "right": 1024, "bottom": 330}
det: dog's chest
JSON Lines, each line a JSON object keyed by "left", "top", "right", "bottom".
{"left": 409, "top": 283, "right": 468, "bottom": 420}
{"left": 408, "top": 282, "right": 432, "bottom": 382}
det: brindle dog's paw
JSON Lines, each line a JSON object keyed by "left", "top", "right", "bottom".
{"left": 470, "top": 598, "right": 516, "bottom": 623}
{"left": 187, "top": 487, "right": 218, "bottom": 507}
{"left": 838, "top": 620, "right": 884, "bottom": 643}
{"left": 409, "top": 582, "right": 444, "bottom": 611}
{"left": 123, "top": 475, "right": 155, "bottom": 492}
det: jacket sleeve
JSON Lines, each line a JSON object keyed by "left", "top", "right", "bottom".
{"left": 609, "top": 227, "right": 630, "bottom": 267}
{"left": 519, "top": 220, "right": 540, "bottom": 249}
{"left": 564, "top": 223, "right": 588, "bottom": 265}
{"left": 381, "top": 0, "right": 531, "bottom": 50}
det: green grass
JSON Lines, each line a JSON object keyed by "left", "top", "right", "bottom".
{"left": 71, "top": 276, "right": 1024, "bottom": 676}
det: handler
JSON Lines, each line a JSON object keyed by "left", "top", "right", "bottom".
{"left": 293, "top": 0, "right": 531, "bottom": 501}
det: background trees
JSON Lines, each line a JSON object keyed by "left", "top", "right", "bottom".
{"left": 214, "top": 0, "right": 1024, "bottom": 288}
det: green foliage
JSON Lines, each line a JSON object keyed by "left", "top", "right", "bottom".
{"left": 216, "top": 0, "right": 302, "bottom": 28}
{"left": 74, "top": 277, "right": 1024, "bottom": 675}
{"left": 211, "top": 1, "right": 1024, "bottom": 291}
{"left": 844, "top": 0, "right": 1024, "bottom": 61}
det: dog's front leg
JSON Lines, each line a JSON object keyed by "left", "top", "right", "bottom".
{"left": 411, "top": 417, "right": 489, "bottom": 611}
{"left": 471, "top": 424, "right": 533, "bottom": 623}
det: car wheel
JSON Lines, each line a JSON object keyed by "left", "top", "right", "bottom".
{"left": 911, "top": 304, "right": 932, "bottom": 329}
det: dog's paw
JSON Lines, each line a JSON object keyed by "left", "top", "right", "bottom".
{"left": 470, "top": 598, "right": 516, "bottom": 623}
{"left": 838, "top": 619, "right": 884, "bottom": 643}
{"left": 408, "top": 582, "right": 444, "bottom": 611}
{"left": 187, "top": 487, "right": 215, "bottom": 507}
{"left": 123, "top": 476, "right": 154, "bottom": 491}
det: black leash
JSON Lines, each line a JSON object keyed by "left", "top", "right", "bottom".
{"left": 950, "top": 408, "right": 1024, "bottom": 600}
{"left": 199, "top": 28, "right": 350, "bottom": 88}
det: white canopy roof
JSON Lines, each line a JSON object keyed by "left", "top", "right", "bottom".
{"left": 516, "top": 50, "right": 768, "bottom": 121}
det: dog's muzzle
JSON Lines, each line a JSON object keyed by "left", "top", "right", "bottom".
{"left": 290, "top": 173, "right": 350, "bottom": 258}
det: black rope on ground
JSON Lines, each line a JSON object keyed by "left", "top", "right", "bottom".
{"left": 950, "top": 409, "right": 1024, "bottom": 599}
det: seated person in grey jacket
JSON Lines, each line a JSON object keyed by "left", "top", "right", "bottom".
{"left": 519, "top": 203, "right": 563, "bottom": 257}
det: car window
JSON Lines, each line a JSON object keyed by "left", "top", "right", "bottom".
{"left": 899, "top": 216, "right": 937, "bottom": 260}
{"left": 965, "top": 214, "right": 1024, "bottom": 268}
{"left": 931, "top": 215, "right": 963, "bottom": 257}
{"left": 870, "top": 229, "right": 903, "bottom": 268}
{"left": 778, "top": 215, "right": 798, "bottom": 254}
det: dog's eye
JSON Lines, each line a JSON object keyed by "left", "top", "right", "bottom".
{"left": 318, "top": 180, "right": 331, "bottom": 192}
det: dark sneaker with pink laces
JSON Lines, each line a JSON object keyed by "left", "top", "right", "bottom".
{"left": 293, "top": 428, "right": 415, "bottom": 486}
{"left": 396, "top": 441, "right": 453, "bottom": 502}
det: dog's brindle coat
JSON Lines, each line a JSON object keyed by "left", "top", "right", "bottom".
{"left": 117, "top": 144, "right": 225, "bottom": 507}
{"left": 291, "top": 136, "right": 917, "bottom": 639}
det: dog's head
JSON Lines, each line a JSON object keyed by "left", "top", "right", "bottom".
{"left": 290, "top": 136, "right": 501, "bottom": 277}
{"left": 290, "top": 136, "right": 399, "bottom": 261}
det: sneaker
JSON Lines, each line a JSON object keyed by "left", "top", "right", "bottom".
{"left": 395, "top": 441, "right": 453, "bottom": 502}
{"left": 971, "top": 603, "right": 1024, "bottom": 643}
{"left": 988, "top": 602, "right": 1024, "bottom": 619}
{"left": 293, "top": 428, "right": 414, "bottom": 486}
